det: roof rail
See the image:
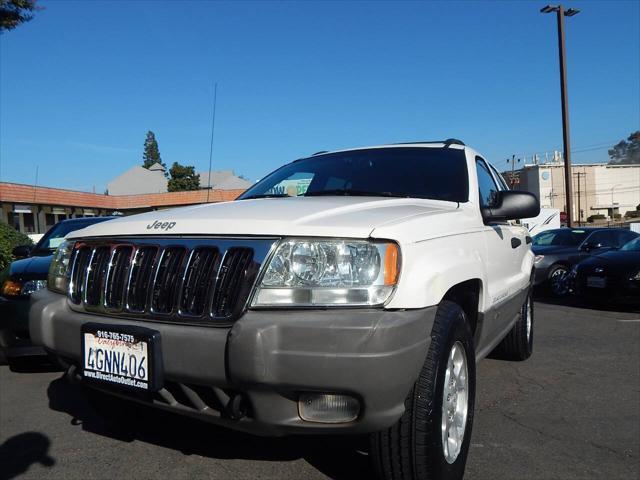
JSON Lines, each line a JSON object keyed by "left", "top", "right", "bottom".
{"left": 311, "top": 150, "right": 329, "bottom": 156}
{"left": 393, "top": 139, "right": 465, "bottom": 147}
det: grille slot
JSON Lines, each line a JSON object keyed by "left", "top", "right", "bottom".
{"left": 212, "top": 248, "right": 254, "bottom": 319}
{"left": 66, "top": 238, "right": 272, "bottom": 325}
{"left": 127, "top": 247, "right": 158, "bottom": 312}
{"left": 85, "top": 246, "right": 111, "bottom": 306}
{"left": 152, "top": 247, "right": 186, "bottom": 314}
{"left": 70, "top": 247, "right": 92, "bottom": 304}
{"left": 105, "top": 246, "right": 133, "bottom": 310}
{"left": 180, "top": 248, "right": 219, "bottom": 316}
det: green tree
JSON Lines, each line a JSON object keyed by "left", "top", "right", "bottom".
{"left": 0, "top": 0, "right": 39, "bottom": 32}
{"left": 142, "top": 131, "right": 167, "bottom": 174}
{"left": 608, "top": 131, "right": 640, "bottom": 165}
{"left": 0, "top": 221, "right": 33, "bottom": 271}
{"left": 167, "top": 162, "right": 200, "bottom": 192}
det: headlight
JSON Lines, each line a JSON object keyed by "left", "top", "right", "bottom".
{"left": 252, "top": 239, "right": 400, "bottom": 307}
{"left": 0, "top": 279, "right": 46, "bottom": 297}
{"left": 534, "top": 255, "right": 545, "bottom": 264}
{"left": 1, "top": 279, "right": 23, "bottom": 297}
{"left": 47, "top": 240, "right": 73, "bottom": 294}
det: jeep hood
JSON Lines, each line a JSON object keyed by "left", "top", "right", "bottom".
{"left": 67, "top": 197, "right": 459, "bottom": 241}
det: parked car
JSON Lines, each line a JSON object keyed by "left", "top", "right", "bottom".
{"left": 30, "top": 141, "right": 540, "bottom": 479}
{"left": 0, "top": 217, "right": 115, "bottom": 363}
{"left": 532, "top": 227, "right": 639, "bottom": 296}
{"left": 571, "top": 236, "right": 640, "bottom": 306}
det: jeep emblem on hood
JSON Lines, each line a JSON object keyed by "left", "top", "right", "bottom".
{"left": 146, "top": 220, "right": 177, "bottom": 231}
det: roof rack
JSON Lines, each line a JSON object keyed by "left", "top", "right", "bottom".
{"left": 393, "top": 139, "right": 465, "bottom": 148}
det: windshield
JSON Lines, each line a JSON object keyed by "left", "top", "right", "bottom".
{"left": 621, "top": 237, "right": 640, "bottom": 252}
{"left": 533, "top": 229, "right": 591, "bottom": 247}
{"left": 239, "top": 147, "right": 469, "bottom": 202}
{"left": 34, "top": 218, "right": 112, "bottom": 252}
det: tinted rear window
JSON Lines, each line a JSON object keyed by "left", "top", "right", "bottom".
{"left": 239, "top": 147, "right": 469, "bottom": 202}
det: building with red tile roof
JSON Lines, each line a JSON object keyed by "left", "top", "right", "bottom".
{"left": 0, "top": 182, "right": 244, "bottom": 235}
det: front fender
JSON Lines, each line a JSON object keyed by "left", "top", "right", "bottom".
{"left": 385, "top": 232, "right": 486, "bottom": 310}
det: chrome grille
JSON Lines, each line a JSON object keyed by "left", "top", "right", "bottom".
{"left": 180, "top": 248, "right": 220, "bottom": 316}
{"left": 104, "top": 246, "right": 133, "bottom": 310}
{"left": 68, "top": 238, "right": 276, "bottom": 325}
{"left": 152, "top": 247, "right": 187, "bottom": 314}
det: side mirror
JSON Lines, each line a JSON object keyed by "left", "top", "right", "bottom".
{"left": 581, "top": 242, "right": 602, "bottom": 252}
{"left": 482, "top": 191, "right": 540, "bottom": 223}
{"left": 11, "top": 245, "right": 32, "bottom": 258}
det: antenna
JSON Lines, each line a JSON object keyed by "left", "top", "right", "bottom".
{"left": 206, "top": 82, "right": 218, "bottom": 203}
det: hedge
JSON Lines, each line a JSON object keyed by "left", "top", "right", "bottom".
{"left": 587, "top": 214, "right": 606, "bottom": 223}
{"left": 0, "top": 221, "right": 34, "bottom": 272}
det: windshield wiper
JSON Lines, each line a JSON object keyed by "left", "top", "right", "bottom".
{"left": 240, "top": 194, "right": 292, "bottom": 200}
{"left": 305, "top": 189, "right": 408, "bottom": 198}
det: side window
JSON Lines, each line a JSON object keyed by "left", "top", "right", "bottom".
{"left": 475, "top": 158, "right": 499, "bottom": 208}
{"left": 585, "top": 230, "right": 615, "bottom": 248}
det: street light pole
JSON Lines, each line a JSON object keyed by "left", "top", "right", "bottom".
{"left": 541, "top": 4, "right": 580, "bottom": 227}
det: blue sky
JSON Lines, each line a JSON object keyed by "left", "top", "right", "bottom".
{"left": 1, "top": 0, "right": 638, "bottom": 192}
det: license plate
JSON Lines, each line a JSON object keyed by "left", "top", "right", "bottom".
{"left": 587, "top": 276, "right": 606, "bottom": 288}
{"left": 81, "top": 323, "right": 163, "bottom": 391}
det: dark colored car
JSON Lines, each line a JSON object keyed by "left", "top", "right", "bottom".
{"left": 532, "top": 227, "right": 639, "bottom": 296}
{"left": 572, "top": 236, "right": 640, "bottom": 306}
{"left": 0, "top": 217, "right": 115, "bottom": 362}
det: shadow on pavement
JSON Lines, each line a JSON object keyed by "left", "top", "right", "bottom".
{"left": 7, "top": 357, "right": 62, "bottom": 374}
{"left": 46, "top": 376, "right": 373, "bottom": 480}
{"left": 0, "top": 431, "right": 55, "bottom": 480}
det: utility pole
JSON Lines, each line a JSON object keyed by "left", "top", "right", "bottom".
{"left": 572, "top": 171, "right": 586, "bottom": 224}
{"left": 507, "top": 155, "right": 521, "bottom": 188}
{"left": 541, "top": 4, "right": 580, "bottom": 227}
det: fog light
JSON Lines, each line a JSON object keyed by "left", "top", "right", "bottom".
{"left": 298, "top": 393, "right": 360, "bottom": 423}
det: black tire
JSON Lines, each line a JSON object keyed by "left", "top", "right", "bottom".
{"left": 547, "top": 264, "right": 569, "bottom": 297}
{"left": 491, "top": 293, "right": 534, "bottom": 361}
{"left": 370, "top": 300, "right": 476, "bottom": 480}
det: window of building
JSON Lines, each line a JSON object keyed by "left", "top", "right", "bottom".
{"left": 22, "top": 213, "right": 35, "bottom": 233}
{"left": 45, "top": 213, "right": 56, "bottom": 230}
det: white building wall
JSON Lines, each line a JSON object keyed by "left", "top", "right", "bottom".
{"left": 592, "top": 165, "right": 640, "bottom": 216}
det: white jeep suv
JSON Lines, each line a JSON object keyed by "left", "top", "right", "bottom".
{"left": 31, "top": 140, "right": 540, "bottom": 480}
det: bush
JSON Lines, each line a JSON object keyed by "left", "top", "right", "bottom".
{"left": 613, "top": 213, "right": 622, "bottom": 220}
{"left": 625, "top": 210, "right": 640, "bottom": 218}
{"left": 587, "top": 214, "right": 606, "bottom": 223}
{"left": 0, "top": 221, "right": 33, "bottom": 272}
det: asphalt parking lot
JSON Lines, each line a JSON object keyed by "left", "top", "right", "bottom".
{"left": 1, "top": 300, "right": 638, "bottom": 480}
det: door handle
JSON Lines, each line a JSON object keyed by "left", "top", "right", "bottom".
{"left": 511, "top": 237, "right": 522, "bottom": 249}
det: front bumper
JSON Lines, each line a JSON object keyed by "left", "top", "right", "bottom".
{"left": 30, "top": 288, "right": 436, "bottom": 436}
{"left": 0, "top": 295, "right": 46, "bottom": 358}
{"left": 575, "top": 275, "right": 640, "bottom": 304}
{"left": 533, "top": 261, "right": 551, "bottom": 286}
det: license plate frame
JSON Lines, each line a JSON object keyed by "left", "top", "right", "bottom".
{"left": 81, "top": 322, "right": 163, "bottom": 392}
{"left": 586, "top": 276, "right": 606, "bottom": 289}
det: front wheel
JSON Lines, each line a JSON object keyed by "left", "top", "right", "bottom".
{"left": 370, "top": 301, "right": 476, "bottom": 480}
{"left": 548, "top": 265, "right": 569, "bottom": 296}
